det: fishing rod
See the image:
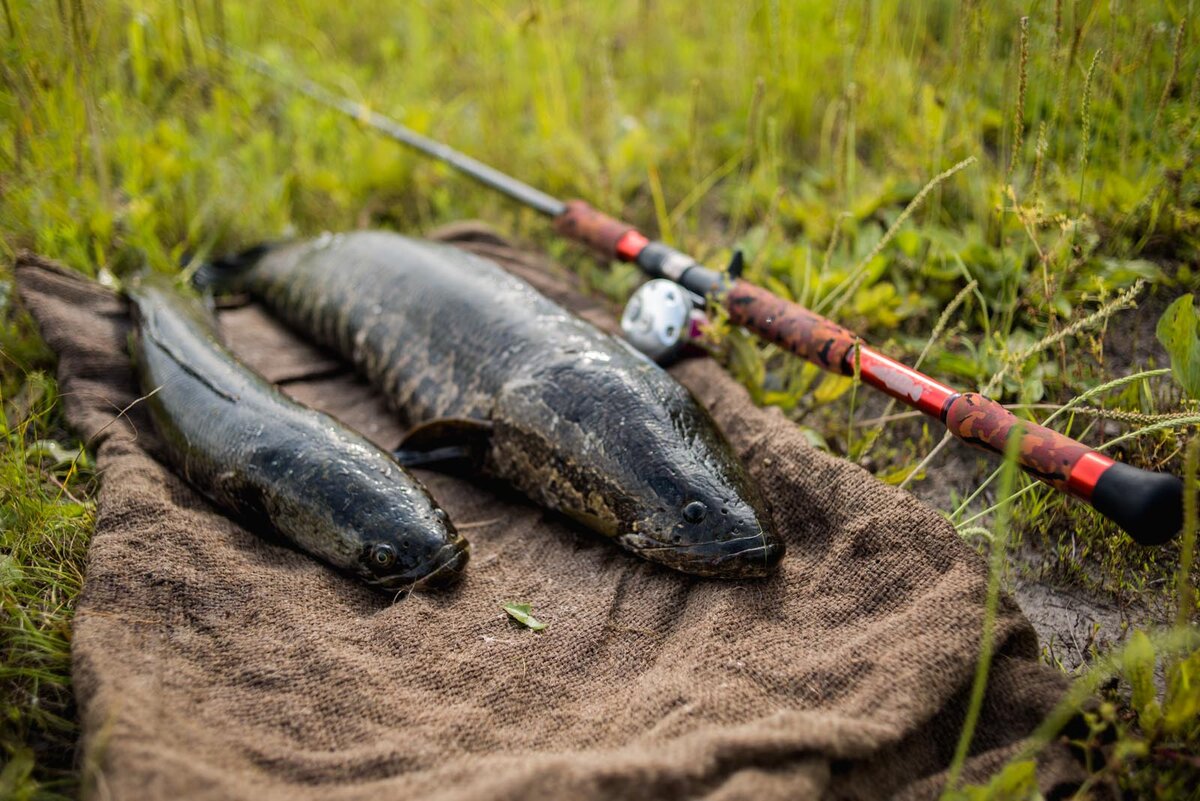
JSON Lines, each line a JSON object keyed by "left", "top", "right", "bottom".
{"left": 227, "top": 45, "right": 1183, "bottom": 547}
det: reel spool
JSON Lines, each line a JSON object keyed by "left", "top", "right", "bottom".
{"left": 620, "top": 279, "right": 707, "bottom": 364}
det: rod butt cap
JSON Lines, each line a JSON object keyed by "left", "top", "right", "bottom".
{"left": 1091, "top": 461, "right": 1182, "bottom": 546}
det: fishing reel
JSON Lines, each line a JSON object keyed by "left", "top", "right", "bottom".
{"left": 620, "top": 279, "right": 708, "bottom": 364}
{"left": 620, "top": 250, "right": 744, "bottom": 363}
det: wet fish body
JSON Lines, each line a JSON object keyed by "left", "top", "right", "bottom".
{"left": 213, "top": 231, "right": 783, "bottom": 577}
{"left": 127, "top": 272, "right": 469, "bottom": 592}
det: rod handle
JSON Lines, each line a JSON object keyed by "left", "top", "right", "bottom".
{"left": 943, "top": 394, "right": 1182, "bottom": 545}
{"left": 722, "top": 279, "right": 1182, "bottom": 545}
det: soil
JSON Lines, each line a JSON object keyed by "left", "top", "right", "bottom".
{"left": 1014, "top": 577, "right": 1136, "bottom": 673}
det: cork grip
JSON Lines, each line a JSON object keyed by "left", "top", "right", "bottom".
{"left": 553, "top": 201, "right": 635, "bottom": 259}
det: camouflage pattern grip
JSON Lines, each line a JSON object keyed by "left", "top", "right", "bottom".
{"left": 943, "top": 392, "right": 1095, "bottom": 493}
{"left": 553, "top": 200, "right": 635, "bottom": 259}
{"left": 724, "top": 279, "right": 861, "bottom": 374}
{"left": 944, "top": 393, "right": 1182, "bottom": 544}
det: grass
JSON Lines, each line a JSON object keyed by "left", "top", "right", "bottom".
{"left": 1, "top": 0, "right": 1198, "bottom": 797}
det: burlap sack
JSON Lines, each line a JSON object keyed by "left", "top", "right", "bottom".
{"left": 13, "top": 225, "right": 1084, "bottom": 800}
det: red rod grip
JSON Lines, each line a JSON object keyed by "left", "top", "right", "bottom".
{"left": 553, "top": 200, "right": 635, "bottom": 260}
{"left": 921, "top": 391, "right": 1179, "bottom": 545}
{"left": 721, "top": 278, "right": 1182, "bottom": 544}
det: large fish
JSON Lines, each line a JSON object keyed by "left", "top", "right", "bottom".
{"left": 127, "top": 272, "right": 469, "bottom": 593}
{"left": 199, "top": 232, "right": 783, "bottom": 577}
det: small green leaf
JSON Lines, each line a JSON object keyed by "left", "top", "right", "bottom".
{"left": 1163, "top": 649, "right": 1200, "bottom": 736}
{"left": 797, "top": 426, "right": 830, "bottom": 452}
{"left": 503, "top": 602, "right": 547, "bottom": 631}
{"left": 0, "top": 747, "right": 35, "bottom": 796}
{"left": 813, "top": 372, "right": 855, "bottom": 403}
{"left": 1155, "top": 294, "right": 1200, "bottom": 398}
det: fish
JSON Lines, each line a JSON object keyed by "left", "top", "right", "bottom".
{"left": 126, "top": 271, "right": 469, "bottom": 593}
{"left": 197, "top": 231, "right": 784, "bottom": 578}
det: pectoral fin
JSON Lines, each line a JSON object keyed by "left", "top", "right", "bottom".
{"left": 393, "top": 418, "right": 493, "bottom": 471}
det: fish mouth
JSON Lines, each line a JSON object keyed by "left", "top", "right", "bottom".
{"left": 629, "top": 532, "right": 784, "bottom": 578}
{"left": 414, "top": 541, "right": 471, "bottom": 590}
{"left": 370, "top": 541, "right": 471, "bottom": 592}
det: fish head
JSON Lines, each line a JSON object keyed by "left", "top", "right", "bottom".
{"left": 621, "top": 449, "right": 783, "bottom": 579}
{"left": 492, "top": 358, "right": 783, "bottom": 578}
{"left": 322, "top": 459, "right": 469, "bottom": 592}
{"left": 253, "top": 441, "right": 470, "bottom": 594}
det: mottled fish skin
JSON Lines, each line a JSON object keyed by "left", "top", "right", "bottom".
{"left": 232, "top": 231, "right": 783, "bottom": 578}
{"left": 127, "top": 272, "right": 469, "bottom": 592}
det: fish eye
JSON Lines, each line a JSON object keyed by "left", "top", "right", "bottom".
{"left": 434, "top": 508, "right": 448, "bottom": 522}
{"left": 682, "top": 501, "right": 708, "bottom": 524}
{"left": 370, "top": 543, "right": 397, "bottom": 569}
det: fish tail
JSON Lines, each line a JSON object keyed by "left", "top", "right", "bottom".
{"left": 190, "top": 243, "right": 273, "bottom": 293}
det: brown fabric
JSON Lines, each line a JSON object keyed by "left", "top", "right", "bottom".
{"left": 13, "top": 226, "right": 1084, "bottom": 801}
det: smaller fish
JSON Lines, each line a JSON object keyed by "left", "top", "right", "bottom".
{"left": 126, "top": 272, "right": 469, "bottom": 593}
